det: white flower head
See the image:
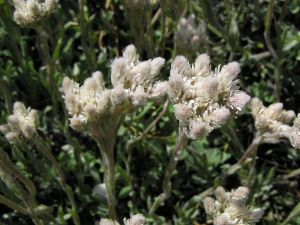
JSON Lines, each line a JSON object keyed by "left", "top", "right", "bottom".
{"left": 168, "top": 54, "right": 250, "bottom": 139}
{"left": 0, "top": 102, "right": 38, "bottom": 144}
{"left": 176, "top": 15, "right": 207, "bottom": 54}
{"left": 251, "top": 98, "right": 300, "bottom": 149}
{"left": 13, "top": 0, "right": 56, "bottom": 26}
{"left": 62, "top": 44, "right": 166, "bottom": 134}
{"left": 203, "top": 186, "right": 264, "bottom": 225}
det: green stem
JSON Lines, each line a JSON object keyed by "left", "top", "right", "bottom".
{"left": 34, "top": 137, "right": 80, "bottom": 225}
{"left": 149, "top": 127, "right": 188, "bottom": 216}
{"left": 95, "top": 139, "right": 117, "bottom": 220}
{"left": 35, "top": 25, "right": 59, "bottom": 115}
{"left": 0, "top": 194, "right": 28, "bottom": 214}
{"left": 0, "top": 78, "right": 13, "bottom": 113}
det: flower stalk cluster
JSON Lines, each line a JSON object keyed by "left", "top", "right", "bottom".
{"left": 203, "top": 186, "right": 264, "bottom": 225}
{"left": 168, "top": 54, "right": 250, "bottom": 140}
{"left": 61, "top": 44, "right": 166, "bottom": 219}
{"left": 251, "top": 98, "right": 300, "bottom": 149}
{"left": 150, "top": 55, "right": 250, "bottom": 215}
{"left": 12, "top": 0, "right": 56, "bottom": 27}
{"left": 0, "top": 102, "right": 38, "bottom": 144}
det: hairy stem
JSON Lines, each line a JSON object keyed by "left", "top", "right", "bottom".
{"left": 0, "top": 194, "right": 28, "bottom": 215}
{"left": 95, "top": 139, "right": 117, "bottom": 220}
{"left": 36, "top": 25, "right": 58, "bottom": 115}
{"left": 149, "top": 127, "right": 188, "bottom": 216}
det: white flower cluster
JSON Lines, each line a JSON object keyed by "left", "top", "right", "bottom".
{"left": 0, "top": 102, "right": 38, "bottom": 144}
{"left": 203, "top": 186, "right": 264, "bottom": 225}
{"left": 175, "top": 15, "right": 207, "bottom": 54}
{"left": 251, "top": 97, "right": 300, "bottom": 149}
{"left": 13, "top": 0, "right": 56, "bottom": 26}
{"left": 168, "top": 55, "right": 250, "bottom": 139}
{"left": 98, "top": 214, "right": 145, "bottom": 225}
{"left": 61, "top": 44, "right": 166, "bottom": 133}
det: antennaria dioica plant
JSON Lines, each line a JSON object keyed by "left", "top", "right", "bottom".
{"left": 0, "top": 1, "right": 299, "bottom": 225}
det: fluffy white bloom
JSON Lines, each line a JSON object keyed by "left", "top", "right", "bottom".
{"left": 97, "top": 214, "right": 145, "bottom": 225}
{"left": 250, "top": 98, "right": 300, "bottom": 149}
{"left": 110, "top": 44, "right": 166, "bottom": 105}
{"left": 0, "top": 102, "right": 38, "bottom": 144}
{"left": 61, "top": 44, "right": 166, "bottom": 133}
{"left": 203, "top": 186, "right": 264, "bottom": 225}
{"left": 13, "top": 0, "right": 56, "bottom": 26}
{"left": 123, "top": 214, "right": 145, "bottom": 225}
{"left": 175, "top": 15, "right": 207, "bottom": 54}
{"left": 168, "top": 54, "right": 250, "bottom": 139}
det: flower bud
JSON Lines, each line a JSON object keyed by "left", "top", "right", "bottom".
{"left": 27, "top": 0, "right": 40, "bottom": 16}
{"left": 13, "top": 102, "right": 26, "bottom": 114}
{"left": 132, "top": 86, "right": 148, "bottom": 106}
{"left": 111, "top": 85, "right": 127, "bottom": 105}
{"left": 189, "top": 120, "right": 208, "bottom": 139}
{"left": 250, "top": 208, "right": 265, "bottom": 222}
{"left": 70, "top": 117, "right": 84, "bottom": 132}
{"left": 294, "top": 113, "right": 300, "bottom": 129}
{"left": 83, "top": 77, "right": 99, "bottom": 94}
{"left": 203, "top": 197, "right": 216, "bottom": 215}
{"left": 231, "top": 186, "right": 249, "bottom": 207}
{"left": 65, "top": 94, "right": 80, "bottom": 114}
{"left": 218, "top": 62, "right": 240, "bottom": 84}
{"left": 8, "top": 115, "right": 20, "bottom": 127}
{"left": 123, "top": 44, "right": 138, "bottom": 64}
{"left": 194, "top": 54, "right": 210, "bottom": 76}
{"left": 266, "top": 102, "right": 283, "bottom": 120}
{"left": 5, "top": 132, "right": 19, "bottom": 143}
{"left": 150, "top": 81, "right": 168, "bottom": 99}
{"left": 84, "top": 105, "right": 98, "bottom": 117}
{"left": 29, "top": 109, "right": 39, "bottom": 122}
{"left": 131, "top": 61, "right": 152, "bottom": 84}
{"left": 228, "top": 91, "right": 250, "bottom": 112}
{"left": 171, "top": 56, "right": 190, "bottom": 76}
{"left": 214, "top": 213, "right": 230, "bottom": 225}
{"left": 45, "top": 0, "right": 56, "bottom": 11}
{"left": 214, "top": 186, "right": 227, "bottom": 203}
{"left": 111, "top": 58, "right": 128, "bottom": 87}
{"left": 150, "top": 57, "right": 165, "bottom": 77}
{"left": 211, "top": 107, "right": 231, "bottom": 126}
{"left": 92, "top": 71, "right": 105, "bottom": 89}
{"left": 174, "top": 104, "right": 192, "bottom": 124}
{"left": 0, "top": 124, "right": 10, "bottom": 134}
{"left": 21, "top": 124, "right": 35, "bottom": 139}
{"left": 281, "top": 110, "right": 296, "bottom": 124}
{"left": 195, "top": 76, "right": 219, "bottom": 100}
{"left": 289, "top": 129, "right": 300, "bottom": 149}
{"left": 168, "top": 73, "right": 184, "bottom": 95}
